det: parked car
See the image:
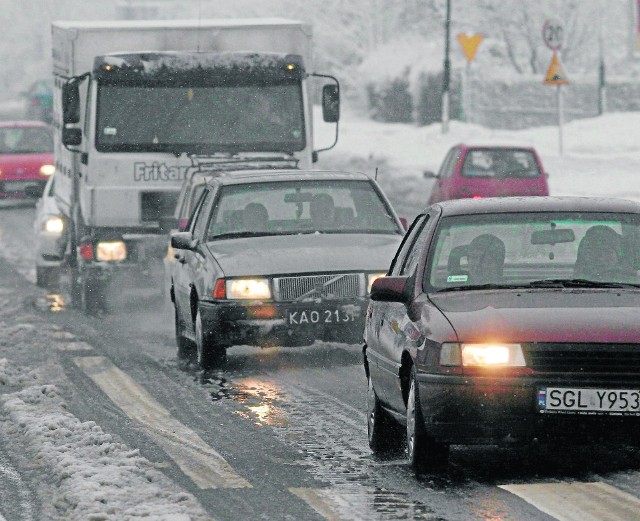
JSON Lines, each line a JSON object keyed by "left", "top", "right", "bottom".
{"left": 170, "top": 169, "right": 405, "bottom": 368}
{"left": 22, "top": 79, "right": 54, "bottom": 124}
{"left": 365, "top": 196, "right": 640, "bottom": 472}
{"left": 424, "top": 144, "right": 549, "bottom": 204}
{"left": 0, "top": 121, "right": 54, "bottom": 199}
{"left": 31, "top": 173, "right": 66, "bottom": 287}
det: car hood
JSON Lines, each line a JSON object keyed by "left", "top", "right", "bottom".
{"left": 430, "top": 290, "right": 640, "bottom": 344}
{"left": 0, "top": 152, "right": 54, "bottom": 176}
{"left": 207, "top": 233, "right": 402, "bottom": 277}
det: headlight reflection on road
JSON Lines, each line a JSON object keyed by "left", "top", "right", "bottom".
{"left": 232, "top": 378, "right": 288, "bottom": 427}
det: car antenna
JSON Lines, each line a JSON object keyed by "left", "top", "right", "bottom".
{"left": 375, "top": 167, "right": 379, "bottom": 180}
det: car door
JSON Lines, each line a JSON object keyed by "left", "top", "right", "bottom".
{"left": 428, "top": 147, "right": 460, "bottom": 204}
{"left": 172, "top": 188, "right": 213, "bottom": 330}
{"left": 367, "top": 214, "right": 429, "bottom": 407}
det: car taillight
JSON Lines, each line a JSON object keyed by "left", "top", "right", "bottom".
{"left": 79, "top": 242, "right": 94, "bottom": 260}
{"left": 213, "top": 279, "right": 226, "bottom": 299}
{"left": 472, "top": 195, "right": 483, "bottom": 199}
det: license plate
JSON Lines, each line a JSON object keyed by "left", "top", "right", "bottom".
{"left": 287, "top": 309, "right": 355, "bottom": 326}
{"left": 4, "top": 181, "right": 37, "bottom": 192}
{"left": 538, "top": 387, "right": 640, "bottom": 416}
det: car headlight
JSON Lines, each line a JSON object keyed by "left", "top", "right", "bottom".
{"left": 367, "top": 272, "right": 387, "bottom": 294}
{"left": 226, "top": 278, "right": 271, "bottom": 300}
{"left": 96, "top": 240, "right": 127, "bottom": 262}
{"left": 44, "top": 216, "right": 64, "bottom": 234}
{"left": 39, "top": 164, "right": 55, "bottom": 176}
{"left": 440, "top": 343, "right": 526, "bottom": 367}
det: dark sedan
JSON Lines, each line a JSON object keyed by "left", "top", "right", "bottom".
{"left": 170, "top": 169, "right": 404, "bottom": 368}
{"left": 364, "top": 196, "right": 640, "bottom": 472}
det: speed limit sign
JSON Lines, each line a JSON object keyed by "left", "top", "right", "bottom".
{"left": 542, "top": 18, "right": 564, "bottom": 50}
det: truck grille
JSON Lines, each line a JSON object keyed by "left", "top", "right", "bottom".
{"left": 141, "top": 191, "right": 179, "bottom": 222}
{"left": 274, "top": 273, "right": 362, "bottom": 302}
{"left": 524, "top": 343, "right": 640, "bottom": 374}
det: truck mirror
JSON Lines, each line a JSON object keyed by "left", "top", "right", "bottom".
{"left": 62, "top": 83, "right": 81, "bottom": 124}
{"left": 322, "top": 84, "right": 340, "bottom": 123}
{"left": 62, "top": 127, "right": 82, "bottom": 146}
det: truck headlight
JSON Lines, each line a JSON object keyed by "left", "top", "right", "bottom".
{"left": 96, "top": 240, "right": 127, "bottom": 262}
{"left": 367, "top": 272, "right": 386, "bottom": 294}
{"left": 44, "top": 216, "right": 64, "bottom": 234}
{"left": 440, "top": 343, "right": 526, "bottom": 367}
{"left": 227, "top": 278, "right": 271, "bottom": 300}
{"left": 40, "top": 164, "right": 55, "bottom": 176}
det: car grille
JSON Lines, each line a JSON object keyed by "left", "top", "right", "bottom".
{"left": 524, "top": 343, "right": 640, "bottom": 374}
{"left": 273, "top": 273, "right": 362, "bottom": 302}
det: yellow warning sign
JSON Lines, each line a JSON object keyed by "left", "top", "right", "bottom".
{"left": 544, "top": 52, "right": 569, "bottom": 85}
{"left": 457, "top": 33, "right": 484, "bottom": 63}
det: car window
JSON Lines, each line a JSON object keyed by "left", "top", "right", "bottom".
{"left": 438, "top": 147, "right": 461, "bottom": 179}
{"left": 389, "top": 215, "right": 427, "bottom": 275}
{"left": 425, "top": 211, "right": 640, "bottom": 291}
{"left": 0, "top": 127, "right": 52, "bottom": 154}
{"left": 461, "top": 149, "right": 542, "bottom": 179}
{"left": 189, "top": 190, "right": 212, "bottom": 237}
{"left": 400, "top": 216, "right": 431, "bottom": 276}
{"left": 206, "top": 179, "right": 401, "bottom": 240}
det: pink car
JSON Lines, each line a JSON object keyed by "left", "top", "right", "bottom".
{"left": 0, "top": 121, "right": 54, "bottom": 199}
{"left": 425, "top": 144, "right": 549, "bottom": 205}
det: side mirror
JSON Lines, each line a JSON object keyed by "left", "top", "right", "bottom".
{"left": 399, "top": 217, "right": 408, "bottom": 231}
{"left": 322, "top": 84, "right": 340, "bottom": 123}
{"left": 62, "top": 82, "right": 81, "bottom": 124}
{"left": 423, "top": 170, "right": 437, "bottom": 179}
{"left": 370, "top": 276, "right": 410, "bottom": 303}
{"left": 171, "top": 232, "right": 198, "bottom": 251}
{"left": 62, "top": 127, "right": 82, "bottom": 146}
{"left": 159, "top": 217, "right": 179, "bottom": 234}
{"left": 25, "top": 185, "right": 45, "bottom": 198}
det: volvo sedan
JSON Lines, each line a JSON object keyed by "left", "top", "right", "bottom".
{"left": 364, "top": 196, "right": 640, "bottom": 472}
{"left": 170, "top": 169, "right": 405, "bottom": 368}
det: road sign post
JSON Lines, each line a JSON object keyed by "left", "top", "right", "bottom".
{"left": 543, "top": 18, "right": 568, "bottom": 156}
{"left": 456, "top": 33, "right": 484, "bottom": 122}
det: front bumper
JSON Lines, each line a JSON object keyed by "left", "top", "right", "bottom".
{"left": 199, "top": 298, "right": 366, "bottom": 348}
{"left": 417, "top": 372, "right": 640, "bottom": 445}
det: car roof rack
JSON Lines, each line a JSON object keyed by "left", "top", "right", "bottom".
{"left": 186, "top": 153, "right": 300, "bottom": 178}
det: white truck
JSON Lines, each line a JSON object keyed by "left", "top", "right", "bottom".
{"left": 51, "top": 18, "right": 340, "bottom": 313}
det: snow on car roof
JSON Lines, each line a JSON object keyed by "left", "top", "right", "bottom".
{"left": 209, "top": 169, "right": 372, "bottom": 186}
{"left": 435, "top": 196, "right": 640, "bottom": 216}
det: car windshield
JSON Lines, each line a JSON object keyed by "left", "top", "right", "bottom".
{"left": 206, "top": 180, "right": 400, "bottom": 239}
{"left": 426, "top": 211, "right": 640, "bottom": 291}
{"left": 461, "top": 149, "right": 541, "bottom": 178}
{"left": 0, "top": 127, "right": 52, "bottom": 154}
{"left": 96, "top": 84, "right": 305, "bottom": 154}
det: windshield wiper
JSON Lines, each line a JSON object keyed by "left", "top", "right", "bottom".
{"left": 528, "top": 278, "right": 640, "bottom": 289}
{"left": 209, "top": 231, "right": 282, "bottom": 240}
{"left": 435, "top": 283, "right": 529, "bottom": 293}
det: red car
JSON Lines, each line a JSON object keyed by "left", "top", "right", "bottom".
{"left": 425, "top": 144, "right": 549, "bottom": 204}
{"left": 0, "top": 121, "right": 54, "bottom": 199}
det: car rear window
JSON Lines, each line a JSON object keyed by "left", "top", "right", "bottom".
{"left": 461, "top": 149, "right": 541, "bottom": 179}
{"left": 0, "top": 127, "right": 52, "bottom": 154}
{"left": 206, "top": 179, "right": 400, "bottom": 239}
{"left": 426, "top": 212, "right": 640, "bottom": 291}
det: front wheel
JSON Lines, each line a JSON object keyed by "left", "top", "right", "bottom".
{"left": 406, "top": 366, "right": 449, "bottom": 473}
{"left": 195, "top": 307, "right": 226, "bottom": 369}
{"left": 367, "top": 374, "right": 402, "bottom": 454}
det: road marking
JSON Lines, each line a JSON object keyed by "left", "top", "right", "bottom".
{"left": 289, "top": 488, "right": 343, "bottom": 520}
{"left": 74, "top": 356, "right": 251, "bottom": 490}
{"left": 500, "top": 481, "right": 640, "bottom": 521}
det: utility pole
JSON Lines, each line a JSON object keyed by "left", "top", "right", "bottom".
{"left": 442, "top": 0, "right": 451, "bottom": 134}
{"left": 598, "top": 0, "right": 607, "bottom": 114}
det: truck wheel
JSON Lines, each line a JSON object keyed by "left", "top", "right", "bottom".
{"left": 79, "top": 271, "right": 104, "bottom": 315}
{"left": 195, "top": 308, "right": 226, "bottom": 369}
{"left": 175, "top": 305, "right": 194, "bottom": 359}
{"left": 36, "top": 267, "right": 59, "bottom": 289}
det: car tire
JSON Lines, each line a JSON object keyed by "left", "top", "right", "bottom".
{"left": 195, "top": 307, "right": 226, "bottom": 369}
{"left": 36, "top": 266, "right": 58, "bottom": 288}
{"left": 174, "top": 305, "right": 194, "bottom": 359}
{"left": 406, "top": 366, "right": 449, "bottom": 473}
{"left": 367, "top": 374, "right": 402, "bottom": 453}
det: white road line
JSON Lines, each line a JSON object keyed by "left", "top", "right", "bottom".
{"left": 500, "top": 481, "right": 640, "bottom": 521}
{"left": 74, "top": 356, "right": 251, "bottom": 490}
{"left": 289, "top": 488, "right": 343, "bottom": 521}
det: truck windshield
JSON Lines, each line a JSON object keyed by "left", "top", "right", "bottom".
{"left": 95, "top": 83, "right": 305, "bottom": 154}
